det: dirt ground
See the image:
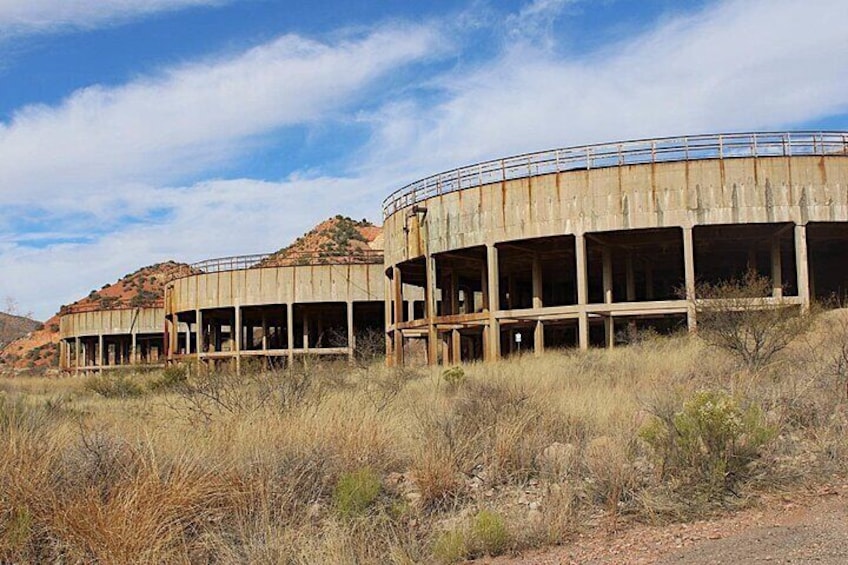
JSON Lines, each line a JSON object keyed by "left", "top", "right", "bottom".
{"left": 481, "top": 482, "right": 848, "bottom": 564}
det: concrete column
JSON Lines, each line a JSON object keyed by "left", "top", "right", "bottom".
{"left": 532, "top": 254, "right": 544, "bottom": 355}
{"left": 451, "top": 329, "right": 461, "bottom": 364}
{"left": 347, "top": 301, "right": 355, "bottom": 361}
{"left": 392, "top": 267, "right": 405, "bottom": 366}
{"left": 602, "top": 247, "right": 614, "bottom": 348}
{"left": 626, "top": 253, "right": 636, "bottom": 301}
{"left": 426, "top": 255, "right": 438, "bottom": 365}
{"left": 302, "top": 309, "right": 310, "bottom": 351}
{"left": 575, "top": 234, "right": 589, "bottom": 350}
{"left": 602, "top": 247, "right": 613, "bottom": 304}
{"left": 287, "top": 304, "right": 295, "bottom": 366}
{"left": 196, "top": 309, "right": 204, "bottom": 362}
{"left": 771, "top": 237, "right": 783, "bottom": 299}
{"left": 75, "top": 337, "right": 80, "bottom": 373}
{"left": 261, "top": 312, "right": 268, "bottom": 351}
{"left": 185, "top": 322, "right": 191, "bottom": 356}
{"left": 486, "top": 244, "right": 501, "bottom": 360}
{"left": 234, "top": 305, "right": 242, "bottom": 375}
{"left": 683, "top": 227, "right": 697, "bottom": 330}
{"left": 97, "top": 334, "right": 104, "bottom": 370}
{"left": 131, "top": 331, "right": 138, "bottom": 365}
{"left": 795, "top": 224, "right": 811, "bottom": 311}
{"left": 384, "top": 273, "right": 393, "bottom": 363}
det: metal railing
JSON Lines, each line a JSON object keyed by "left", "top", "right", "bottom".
{"left": 382, "top": 131, "right": 848, "bottom": 217}
{"left": 60, "top": 301, "right": 164, "bottom": 315}
{"left": 188, "top": 249, "right": 384, "bottom": 275}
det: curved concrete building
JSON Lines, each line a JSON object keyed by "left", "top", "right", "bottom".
{"left": 164, "top": 251, "right": 386, "bottom": 369}
{"left": 59, "top": 305, "right": 166, "bottom": 373}
{"left": 382, "top": 132, "right": 848, "bottom": 366}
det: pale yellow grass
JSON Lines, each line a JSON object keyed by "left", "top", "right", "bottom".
{"left": 2, "top": 325, "right": 845, "bottom": 563}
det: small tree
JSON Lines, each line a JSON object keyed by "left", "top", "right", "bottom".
{"left": 694, "top": 271, "right": 812, "bottom": 371}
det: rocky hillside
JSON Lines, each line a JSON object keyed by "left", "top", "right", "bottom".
{"left": 0, "top": 261, "right": 194, "bottom": 373}
{"left": 0, "top": 312, "right": 41, "bottom": 350}
{"left": 259, "top": 216, "right": 382, "bottom": 267}
{"left": 61, "top": 260, "right": 197, "bottom": 313}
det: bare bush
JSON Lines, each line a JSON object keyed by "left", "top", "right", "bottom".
{"left": 694, "top": 271, "right": 813, "bottom": 371}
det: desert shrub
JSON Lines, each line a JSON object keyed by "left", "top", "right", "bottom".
{"left": 640, "top": 389, "right": 775, "bottom": 496}
{"left": 148, "top": 364, "right": 187, "bottom": 392}
{"left": 470, "top": 510, "right": 510, "bottom": 557}
{"left": 83, "top": 375, "right": 144, "bottom": 398}
{"left": 441, "top": 366, "right": 467, "bottom": 391}
{"left": 333, "top": 468, "right": 382, "bottom": 519}
{"left": 695, "top": 271, "right": 813, "bottom": 371}
{"left": 433, "top": 528, "right": 468, "bottom": 563}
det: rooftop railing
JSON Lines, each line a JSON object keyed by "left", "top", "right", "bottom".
{"left": 187, "top": 249, "right": 384, "bottom": 275}
{"left": 382, "top": 131, "right": 848, "bottom": 218}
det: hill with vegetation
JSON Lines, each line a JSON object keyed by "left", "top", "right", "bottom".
{"left": 0, "top": 311, "right": 40, "bottom": 350}
{"left": 259, "top": 216, "right": 382, "bottom": 267}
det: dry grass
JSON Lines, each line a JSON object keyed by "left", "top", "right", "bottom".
{"left": 1, "top": 313, "right": 846, "bottom": 563}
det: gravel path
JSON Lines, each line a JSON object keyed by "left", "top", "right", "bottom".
{"left": 480, "top": 484, "right": 847, "bottom": 564}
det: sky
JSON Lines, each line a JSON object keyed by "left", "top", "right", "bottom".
{"left": 1, "top": 0, "right": 847, "bottom": 320}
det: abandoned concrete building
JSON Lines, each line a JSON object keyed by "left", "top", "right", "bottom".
{"left": 382, "top": 132, "right": 848, "bottom": 366}
{"left": 59, "top": 305, "right": 166, "bottom": 373}
{"left": 163, "top": 250, "right": 389, "bottom": 369}
{"left": 56, "top": 132, "right": 848, "bottom": 372}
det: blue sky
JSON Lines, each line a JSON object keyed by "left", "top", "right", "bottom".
{"left": 1, "top": 0, "right": 847, "bottom": 320}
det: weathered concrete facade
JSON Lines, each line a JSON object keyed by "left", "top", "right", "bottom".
{"left": 165, "top": 260, "right": 387, "bottom": 369}
{"left": 59, "top": 307, "right": 165, "bottom": 373}
{"left": 382, "top": 133, "right": 848, "bottom": 365}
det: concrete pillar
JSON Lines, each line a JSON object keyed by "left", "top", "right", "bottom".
{"left": 347, "top": 301, "right": 355, "bottom": 361}
{"left": 131, "top": 331, "right": 138, "bottom": 365}
{"left": 234, "top": 306, "right": 242, "bottom": 375}
{"left": 451, "top": 329, "right": 461, "bottom": 364}
{"left": 795, "top": 224, "right": 811, "bottom": 311}
{"left": 426, "top": 255, "right": 438, "bottom": 365}
{"left": 771, "top": 236, "right": 783, "bottom": 299}
{"left": 196, "top": 309, "right": 204, "bottom": 362}
{"left": 287, "top": 304, "right": 295, "bottom": 366}
{"left": 185, "top": 322, "right": 191, "bottom": 356}
{"left": 261, "top": 312, "right": 268, "bottom": 351}
{"left": 575, "top": 234, "right": 589, "bottom": 350}
{"left": 384, "top": 273, "right": 393, "bottom": 363}
{"left": 683, "top": 227, "right": 697, "bottom": 330}
{"left": 392, "top": 266, "right": 405, "bottom": 366}
{"left": 532, "top": 253, "right": 544, "bottom": 355}
{"left": 75, "top": 337, "right": 80, "bottom": 373}
{"left": 486, "top": 244, "right": 501, "bottom": 360}
{"left": 602, "top": 247, "right": 614, "bottom": 348}
{"left": 626, "top": 253, "right": 636, "bottom": 302}
{"left": 302, "top": 309, "right": 310, "bottom": 351}
{"left": 97, "top": 334, "right": 104, "bottom": 370}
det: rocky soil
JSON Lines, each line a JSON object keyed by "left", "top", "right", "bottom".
{"left": 482, "top": 482, "right": 848, "bottom": 564}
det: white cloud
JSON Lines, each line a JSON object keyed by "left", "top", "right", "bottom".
{"left": 0, "top": 23, "right": 444, "bottom": 215}
{"left": 4, "top": 0, "right": 848, "bottom": 319}
{"left": 0, "top": 0, "right": 226, "bottom": 37}
{"left": 362, "top": 0, "right": 848, "bottom": 178}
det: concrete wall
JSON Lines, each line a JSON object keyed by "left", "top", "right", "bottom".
{"left": 384, "top": 156, "right": 848, "bottom": 265}
{"left": 59, "top": 307, "right": 164, "bottom": 339}
{"left": 168, "top": 263, "right": 384, "bottom": 314}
